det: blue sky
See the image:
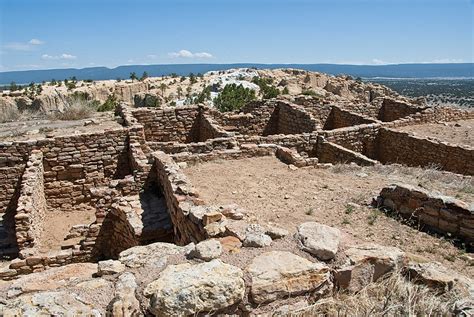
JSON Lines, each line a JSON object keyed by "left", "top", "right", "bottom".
{"left": 0, "top": 0, "right": 472, "bottom": 71}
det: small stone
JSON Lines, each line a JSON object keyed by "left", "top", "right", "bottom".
{"left": 265, "top": 226, "right": 289, "bottom": 239}
{"left": 97, "top": 260, "right": 125, "bottom": 276}
{"left": 188, "top": 239, "right": 223, "bottom": 261}
{"left": 243, "top": 224, "right": 272, "bottom": 248}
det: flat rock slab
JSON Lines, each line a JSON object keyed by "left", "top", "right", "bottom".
{"left": 296, "top": 222, "right": 341, "bottom": 260}
{"left": 247, "top": 251, "right": 332, "bottom": 304}
{"left": 144, "top": 259, "right": 245, "bottom": 316}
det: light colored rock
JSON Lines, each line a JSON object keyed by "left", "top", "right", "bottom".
{"left": 108, "top": 272, "right": 140, "bottom": 317}
{"left": 335, "top": 243, "right": 407, "bottom": 292}
{"left": 118, "top": 242, "right": 184, "bottom": 268}
{"left": 6, "top": 263, "right": 97, "bottom": 298}
{"left": 97, "top": 260, "right": 125, "bottom": 276}
{"left": 188, "top": 239, "right": 223, "bottom": 261}
{"left": 404, "top": 261, "right": 474, "bottom": 295}
{"left": 144, "top": 259, "right": 245, "bottom": 316}
{"left": 243, "top": 224, "right": 272, "bottom": 247}
{"left": 247, "top": 251, "right": 332, "bottom": 304}
{"left": 265, "top": 225, "right": 289, "bottom": 239}
{"left": 0, "top": 291, "right": 101, "bottom": 316}
{"left": 296, "top": 222, "right": 340, "bottom": 260}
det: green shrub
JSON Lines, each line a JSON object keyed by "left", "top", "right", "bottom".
{"left": 252, "top": 76, "right": 279, "bottom": 99}
{"left": 214, "top": 84, "right": 256, "bottom": 112}
{"left": 196, "top": 86, "right": 211, "bottom": 103}
{"left": 97, "top": 95, "right": 118, "bottom": 112}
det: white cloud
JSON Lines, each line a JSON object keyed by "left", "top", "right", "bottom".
{"left": 4, "top": 42, "right": 31, "bottom": 51}
{"left": 147, "top": 54, "right": 158, "bottom": 59}
{"left": 29, "top": 39, "right": 45, "bottom": 45}
{"left": 42, "top": 53, "right": 77, "bottom": 60}
{"left": 431, "top": 58, "right": 464, "bottom": 64}
{"left": 4, "top": 39, "right": 45, "bottom": 51}
{"left": 371, "top": 58, "right": 387, "bottom": 65}
{"left": 168, "top": 49, "right": 213, "bottom": 59}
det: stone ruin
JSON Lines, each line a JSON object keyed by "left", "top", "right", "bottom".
{"left": 0, "top": 93, "right": 473, "bottom": 315}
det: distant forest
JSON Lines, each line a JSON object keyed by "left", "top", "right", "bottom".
{"left": 0, "top": 63, "right": 472, "bottom": 85}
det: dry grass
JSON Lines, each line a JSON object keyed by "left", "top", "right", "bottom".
{"left": 281, "top": 272, "right": 463, "bottom": 317}
{"left": 48, "top": 97, "right": 96, "bottom": 121}
{"left": 0, "top": 107, "right": 21, "bottom": 123}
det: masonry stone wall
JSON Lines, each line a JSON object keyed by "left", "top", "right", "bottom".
{"left": 131, "top": 106, "right": 201, "bottom": 143}
{"left": 377, "top": 128, "right": 474, "bottom": 175}
{"left": 377, "top": 184, "right": 474, "bottom": 247}
{"left": 316, "top": 138, "right": 378, "bottom": 166}
{"left": 153, "top": 151, "right": 207, "bottom": 245}
{"left": 324, "top": 106, "right": 378, "bottom": 130}
{"left": 322, "top": 124, "right": 381, "bottom": 159}
{"left": 379, "top": 98, "right": 426, "bottom": 122}
{"left": 15, "top": 151, "right": 46, "bottom": 251}
{"left": 276, "top": 102, "right": 317, "bottom": 134}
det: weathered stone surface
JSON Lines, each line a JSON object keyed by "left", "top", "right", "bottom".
{"left": 247, "top": 251, "right": 332, "bottom": 304}
{"left": 335, "top": 243, "right": 407, "bottom": 292}
{"left": 97, "top": 260, "right": 125, "bottom": 276}
{"left": 265, "top": 225, "right": 289, "bottom": 239}
{"left": 404, "top": 261, "right": 474, "bottom": 294}
{"left": 144, "top": 259, "right": 245, "bottom": 316}
{"left": 296, "top": 222, "right": 340, "bottom": 260}
{"left": 188, "top": 239, "right": 223, "bottom": 261}
{"left": 0, "top": 291, "right": 101, "bottom": 316}
{"left": 107, "top": 272, "right": 140, "bottom": 317}
{"left": 243, "top": 224, "right": 272, "bottom": 248}
{"left": 118, "top": 242, "right": 184, "bottom": 268}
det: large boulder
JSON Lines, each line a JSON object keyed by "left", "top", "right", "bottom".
{"left": 296, "top": 222, "right": 341, "bottom": 260}
{"left": 247, "top": 251, "right": 332, "bottom": 304}
{"left": 144, "top": 259, "right": 245, "bottom": 316}
{"left": 335, "top": 243, "right": 407, "bottom": 292}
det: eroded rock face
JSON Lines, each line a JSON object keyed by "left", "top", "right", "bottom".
{"left": 335, "top": 243, "right": 407, "bottom": 292}
{"left": 144, "top": 259, "right": 245, "bottom": 316}
{"left": 247, "top": 251, "right": 332, "bottom": 304}
{"left": 296, "top": 222, "right": 341, "bottom": 260}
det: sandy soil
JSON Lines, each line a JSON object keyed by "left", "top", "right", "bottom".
{"left": 0, "top": 112, "right": 122, "bottom": 141}
{"left": 397, "top": 119, "right": 474, "bottom": 147}
{"left": 37, "top": 204, "right": 96, "bottom": 253}
{"left": 184, "top": 156, "right": 474, "bottom": 277}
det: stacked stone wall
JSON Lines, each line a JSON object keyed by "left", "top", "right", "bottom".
{"left": 14, "top": 151, "right": 46, "bottom": 250}
{"left": 316, "top": 138, "right": 377, "bottom": 166}
{"left": 377, "top": 184, "right": 474, "bottom": 247}
{"left": 379, "top": 98, "right": 426, "bottom": 122}
{"left": 324, "top": 106, "right": 378, "bottom": 130}
{"left": 322, "top": 124, "right": 381, "bottom": 159}
{"left": 131, "top": 106, "right": 201, "bottom": 142}
{"left": 276, "top": 102, "right": 317, "bottom": 134}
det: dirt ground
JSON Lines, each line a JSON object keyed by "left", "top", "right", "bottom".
{"left": 184, "top": 156, "right": 474, "bottom": 277}
{"left": 397, "top": 119, "right": 474, "bottom": 147}
{"left": 0, "top": 112, "right": 122, "bottom": 141}
{"left": 37, "top": 204, "right": 96, "bottom": 253}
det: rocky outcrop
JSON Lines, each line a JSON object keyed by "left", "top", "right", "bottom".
{"left": 144, "top": 259, "right": 245, "bottom": 316}
{"left": 247, "top": 251, "right": 332, "bottom": 304}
